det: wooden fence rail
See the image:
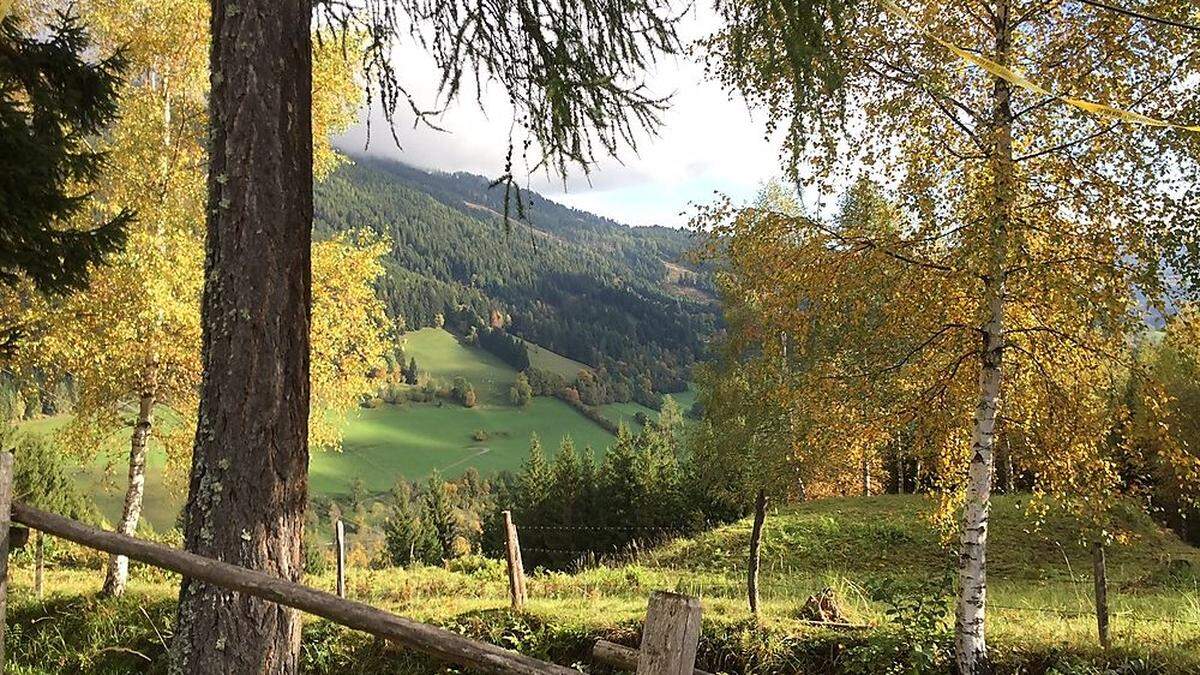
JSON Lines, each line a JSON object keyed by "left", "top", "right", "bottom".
{"left": 0, "top": 453, "right": 705, "bottom": 675}
{"left": 8, "top": 502, "right": 578, "bottom": 675}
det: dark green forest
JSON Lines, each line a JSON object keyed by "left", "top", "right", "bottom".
{"left": 314, "top": 157, "right": 720, "bottom": 397}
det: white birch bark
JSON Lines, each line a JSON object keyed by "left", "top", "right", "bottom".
{"left": 955, "top": 287, "right": 1003, "bottom": 673}
{"left": 101, "top": 390, "right": 155, "bottom": 597}
{"left": 956, "top": 0, "right": 1013, "bottom": 671}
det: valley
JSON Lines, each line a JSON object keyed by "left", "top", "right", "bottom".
{"left": 31, "top": 327, "right": 673, "bottom": 531}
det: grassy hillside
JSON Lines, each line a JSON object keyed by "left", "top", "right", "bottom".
{"left": 24, "top": 328, "right": 661, "bottom": 528}
{"left": 311, "top": 397, "right": 615, "bottom": 497}
{"left": 8, "top": 495, "right": 1198, "bottom": 673}
{"left": 520, "top": 337, "right": 590, "bottom": 380}
{"left": 401, "top": 328, "right": 520, "bottom": 405}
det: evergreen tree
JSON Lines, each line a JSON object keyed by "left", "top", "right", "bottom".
{"left": 423, "top": 472, "right": 459, "bottom": 560}
{"left": 551, "top": 436, "right": 584, "bottom": 524}
{"left": 519, "top": 433, "right": 552, "bottom": 509}
{"left": 0, "top": 10, "right": 131, "bottom": 296}
{"left": 656, "top": 394, "right": 684, "bottom": 448}
{"left": 349, "top": 477, "right": 368, "bottom": 522}
{"left": 4, "top": 428, "right": 95, "bottom": 520}
{"left": 383, "top": 481, "right": 437, "bottom": 566}
{"left": 405, "top": 357, "right": 420, "bottom": 385}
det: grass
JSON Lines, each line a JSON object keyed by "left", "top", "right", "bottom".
{"left": 596, "top": 389, "right": 696, "bottom": 432}
{"left": 520, "top": 338, "right": 590, "bottom": 381}
{"left": 20, "top": 328, "right": 634, "bottom": 529}
{"left": 7, "top": 495, "right": 1198, "bottom": 673}
{"left": 311, "top": 397, "right": 617, "bottom": 497}
{"left": 401, "top": 328, "right": 520, "bottom": 405}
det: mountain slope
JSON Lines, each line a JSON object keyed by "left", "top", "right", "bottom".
{"left": 314, "top": 156, "right": 718, "bottom": 398}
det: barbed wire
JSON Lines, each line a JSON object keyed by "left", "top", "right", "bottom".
{"left": 516, "top": 524, "right": 694, "bottom": 532}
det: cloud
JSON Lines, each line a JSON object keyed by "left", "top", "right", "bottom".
{"left": 335, "top": 9, "right": 787, "bottom": 227}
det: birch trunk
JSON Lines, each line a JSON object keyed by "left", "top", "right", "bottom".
{"left": 956, "top": 1, "right": 1013, "bottom": 672}
{"left": 747, "top": 488, "right": 767, "bottom": 616}
{"left": 101, "top": 391, "right": 155, "bottom": 597}
{"left": 861, "top": 456, "right": 871, "bottom": 496}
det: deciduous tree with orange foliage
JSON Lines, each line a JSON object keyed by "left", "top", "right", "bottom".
{"left": 698, "top": 0, "right": 1200, "bottom": 668}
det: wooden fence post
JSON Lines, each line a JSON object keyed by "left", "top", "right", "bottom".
{"left": 1093, "top": 541, "right": 1110, "bottom": 649}
{"left": 503, "top": 510, "right": 527, "bottom": 609}
{"left": 637, "top": 591, "right": 702, "bottom": 675}
{"left": 335, "top": 519, "right": 346, "bottom": 599}
{"left": 593, "top": 640, "right": 715, "bottom": 675}
{"left": 0, "top": 451, "right": 14, "bottom": 671}
{"left": 14, "top": 502, "right": 580, "bottom": 674}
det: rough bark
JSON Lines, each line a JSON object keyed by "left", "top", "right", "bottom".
{"left": 747, "top": 488, "right": 767, "bottom": 616}
{"left": 956, "top": 1, "right": 1013, "bottom": 672}
{"left": 102, "top": 390, "right": 155, "bottom": 597}
{"left": 1093, "top": 541, "right": 1110, "bottom": 649}
{"left": 171, "top": 1, "right": 314, "bottom": 671}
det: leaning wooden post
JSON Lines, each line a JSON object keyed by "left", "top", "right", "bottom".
{"left": 1092, "top": 541, "right": 1110, "bottom": 649}
{"left": 0, "top": 451, "right": 14, "bottom": 670}
{"left": 335, "top": 519, "right": 346, "bottom": 599}
{"left": 503, "top": 510, "right": 527, "bottom": 609}
{"left": 637, "top": 591, "right": 702, "bottom": 675}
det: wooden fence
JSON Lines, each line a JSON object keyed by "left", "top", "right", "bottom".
{"left": 0, "top": 453, "right": 705, "bottom": 674}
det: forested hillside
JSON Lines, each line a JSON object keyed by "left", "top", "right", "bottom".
{"left": 314, "top": 156, "right": 718, "bottom": 398}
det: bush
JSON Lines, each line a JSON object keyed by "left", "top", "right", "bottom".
{"left": 472, "top": 429, "right": 489, "bottom": 442}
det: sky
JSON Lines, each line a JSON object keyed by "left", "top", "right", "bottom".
{"left": 335, "top": 8, "right": 787, "bottom": 228}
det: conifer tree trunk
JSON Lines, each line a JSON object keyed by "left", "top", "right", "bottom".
{"left": 172, "top": 1, "right": 313, "bottom": 671}
{"left": 956, "top": 1, "right": 1013, "bottom": 672}
{"left": 747, "top": 487, "right": 767, "bottom": 616}
{"left": 102, "top": 389, "right": 155, "bottom": 597}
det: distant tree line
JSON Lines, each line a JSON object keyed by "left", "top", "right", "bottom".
{"left": 334, "top": 396, "right": 740, "bottom": 572}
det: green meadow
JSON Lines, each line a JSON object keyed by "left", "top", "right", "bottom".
{"left": 310, "top": 396, "right": 616, "bottom": 498}
{"left": 24, "top": 328, "right": 686, "bottom": 529}
{"left": 10, "top": 495, "right": 1199, "bottom": 673}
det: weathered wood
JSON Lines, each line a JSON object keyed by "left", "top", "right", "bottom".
{"left": 13, "top": 503, "right": 579, "bottom": 675}
{"left": 592, "top": 640, "right": 714, "bottom": 675}
{"left": 747, "top": 489, "right": 766, "bottom": 616}
{"left": 636, "top": 591, "right": 702, "bottom": 675}
{"left": 1093, "top": 541, "right": 1109, "bottom": 649}
{"left": 503, "top": 510, "right": 527, "bottom": 609}
{"left": 335, "top": 519, "right": 346, "bottom": 598}
{"left": 0, "top": 452, "right": 13, "bottom": 671}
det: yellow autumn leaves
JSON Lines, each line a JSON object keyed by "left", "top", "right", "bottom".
{"left": 9, "top": 0, "right": 391, "bottom": 475}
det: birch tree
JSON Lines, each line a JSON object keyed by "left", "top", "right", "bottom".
{"left": 19, "top": 0, "right": 386, "bottom": 598}
{"left": 701, "top": 1, "right": 1200, "bottom": 670}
